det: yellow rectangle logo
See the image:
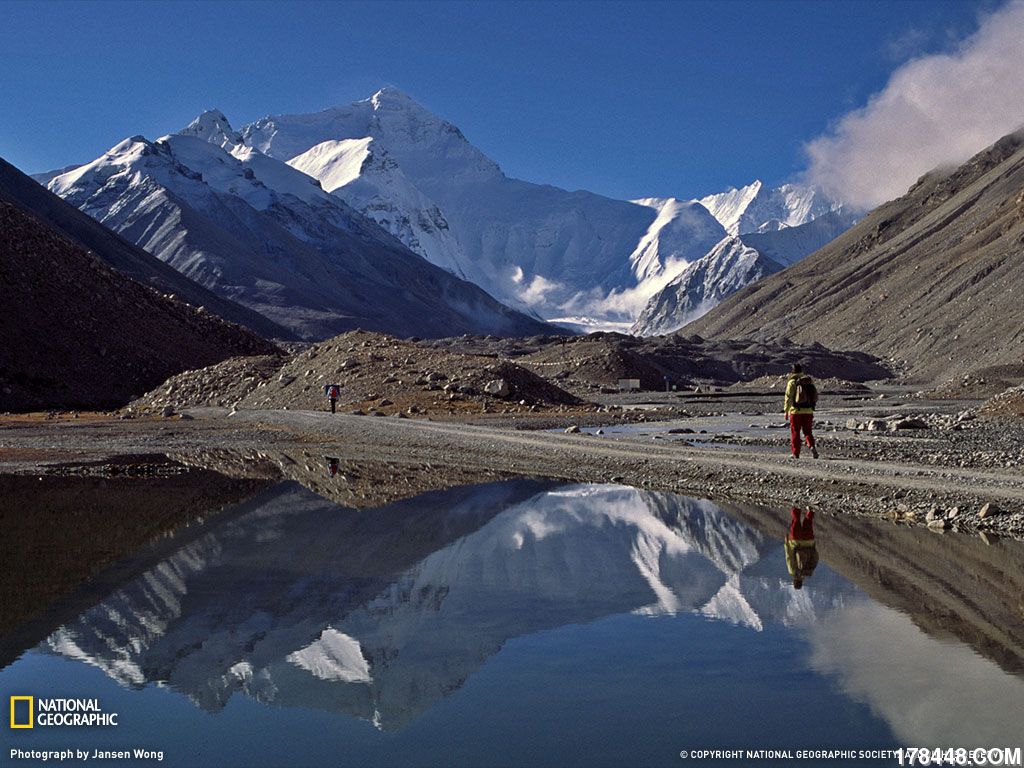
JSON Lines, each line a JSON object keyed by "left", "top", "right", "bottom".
{"left": 10, "top": 696, "right": 33, "bottom": 728}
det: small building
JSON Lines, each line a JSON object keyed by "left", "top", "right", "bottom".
{"left": 617, "top": 378, "right": 641, "bottom": 392}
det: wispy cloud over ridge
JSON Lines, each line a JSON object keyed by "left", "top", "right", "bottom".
{"left": 804, "top": 0, "right": 1024, "bottom": 209}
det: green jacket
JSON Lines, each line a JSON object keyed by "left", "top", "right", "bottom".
{"left": 784, "top": 373, "right": 815, "bottom": 415}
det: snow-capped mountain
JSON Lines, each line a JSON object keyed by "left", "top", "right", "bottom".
{"left": 740, "top": 208, "right": 858, "bottom": 266}
{"left": 628, "top": 198, "right": 727, "bottom": 284}
{"left": 588, "top": 197, "right": 729, "bottom": 320}
{"left": 40, "top": 120, "right": 552, "bottom": 340}
{"left": 240, "top": 88, "right": 669, "bottom": 323}
{"left": 699, "top": 179, "right": 842, "bottom": 236}
{"left": 43, "top": 481, "right": 855, "bottom": 730}
{"left": 233, "top": 89, "right": 848, "bottom": 327}
{"left": 39, "top": 89, "right": 849, "bottom": 334}
{"left": 631, "top": 208, "right": 859, "bottom": 336}
{"left": 631, "top": 237, "right": 784, "bottom": 336}
{"left": 179, "top": 108, "right": 242, "bottom": 149}
{"left": 287, "top": 137, "right": 467, "bottom": 277}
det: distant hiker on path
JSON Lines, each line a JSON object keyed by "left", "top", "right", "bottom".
{"left": 784, "top": 364, "right": 818, "bottom": 459}
{"left": 785, "top": 507, "right": 819, "bottom": 589}
{"left": 324, "top": 383, "right": 341, "bottom": 414}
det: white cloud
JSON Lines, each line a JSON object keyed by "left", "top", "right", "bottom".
{"left": 809, "top": 600, "right": 1024, "bottom": 747}
{"left": 804, "top": 0, "right": 1024, "bottom": 210}
{"left": 515, "top": 273, "right": 562, "bottom": 304}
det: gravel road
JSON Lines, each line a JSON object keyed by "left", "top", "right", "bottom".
{"left": 2, "top": 393, "right": 1022, "bottom": 539}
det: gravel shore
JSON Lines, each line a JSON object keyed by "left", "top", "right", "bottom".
{"left": 2, "top": 387, "right": 1022, "bottom": 541}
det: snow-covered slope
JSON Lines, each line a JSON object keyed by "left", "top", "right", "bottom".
{"left": 699, "top": 180, "right": 842, "bottom": 236}
{"left": 631, "top": 237, "right": 784, "bottom": 336}
{"left": 243, "top": 88, "right": 503, "bottom": 188}
{"left": 42, "top": 121, "right": 553, "bottom": 340}
{"left": 44, "top": 481, "right": 854, "bottom": 729}
{"left": 631, "top": 208, "right": 859, "bottom": 336}
{"left": 740, "top": 208, "right": 858, "bottom": 266}
{"left": 238, "top": 89, "right": 847, "bottom": 327}
{"left": 287, "top": 137, "right": 467, "bottom": 277}
{"left": 241, "top": 89, "right": 730, "bottom": 323}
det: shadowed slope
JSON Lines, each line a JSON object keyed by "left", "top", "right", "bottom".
{"left": 0, "top": 202, "right": 278, "bottom": 410}
{"left": 0, "top": 155, "right": 293, "bottom": 340}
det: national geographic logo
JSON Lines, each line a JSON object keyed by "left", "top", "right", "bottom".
{"left": 10, "top": 697, "right": 32, "bottom": 729}
{"left": 9, "top": 696, "right": 119, "bottom": 728}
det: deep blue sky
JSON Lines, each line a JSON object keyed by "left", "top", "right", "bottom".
{"left": 0, "top": 0, "right": 995, "bottom": 199}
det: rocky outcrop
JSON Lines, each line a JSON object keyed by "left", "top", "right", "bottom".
{"left": 131, "top": 330, "right": 584, "bottom": 416}
{"left": 421, "top": 331, "right": 891, "bottom": 395}
{"left": 981, "top": 384, "right": 1024, "bottom": 416}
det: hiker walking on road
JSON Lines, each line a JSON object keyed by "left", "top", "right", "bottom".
{"left": 324, "top": 383, "right": 341, "bottom": 414}
{"left": 784, "top": 364, "right": 818, "bottom": 459}
{"left": 785, "top": 506, "right": 819, "bottom": 589}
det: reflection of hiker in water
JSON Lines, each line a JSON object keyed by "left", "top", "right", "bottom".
{"left": 785, "top": 507, "right": 819, "bottom": 589}
{"left": 324, "top": 383, "right": 341, "bottom": 414}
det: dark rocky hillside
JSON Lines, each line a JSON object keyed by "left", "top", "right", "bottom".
{"left": 0, "top": 155, "right": 293, "bottom": 340}
{"left": 0, "top": 202, "right": 279, "bottom": 410}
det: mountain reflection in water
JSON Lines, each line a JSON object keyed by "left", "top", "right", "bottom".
{"left": 12, "top": 479, "right": 1024, "bottom": 759}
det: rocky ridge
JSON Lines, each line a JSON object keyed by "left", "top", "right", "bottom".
{"left": 420, "top": 332, "right": 891, "bottom": 396}
{"left": 0, "top": 155, "right": 290, "bottom": 340}
{"left": 688, "top": 129, "right": 1024, "bottom": 382}
{"left": 38, "top": 129, "right": 554, "bottom": 341}
{"left": 132, "top": 328, "right": 892, "bottom": 419}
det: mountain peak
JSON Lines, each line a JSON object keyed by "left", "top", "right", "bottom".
{"left": 369, "top": 86, "right": 418, "bottom": 108}
{"left": 180, "top": 109, "right": 241, "bottom": 148}
{"left": 697, "top": 179, "right": 838, "bottom": 236}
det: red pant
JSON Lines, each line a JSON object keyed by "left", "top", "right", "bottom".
{"left": 789, "top": 413, "right": 815, "bottom": 457}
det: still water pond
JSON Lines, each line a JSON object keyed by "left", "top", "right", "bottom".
{"left": 2, "top": 477, "right": 1022, "bottom": 767}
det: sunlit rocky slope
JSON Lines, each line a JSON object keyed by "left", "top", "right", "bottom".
{"left": 688, "top": 130, "right": 1024, "bottom": 383}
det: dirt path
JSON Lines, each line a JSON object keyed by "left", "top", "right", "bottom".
{"left": 269, "top": 410, "right": 1024, "bottom": 497}
{"left": 1, "top": 406, "right": 1021, "bottom": 538}
{"left": 234, "top": 410, "right": 1024, "bottom": 537}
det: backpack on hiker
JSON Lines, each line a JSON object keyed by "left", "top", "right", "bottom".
{"left": 793, "top": 375, "right": 817, "bottom": 409}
